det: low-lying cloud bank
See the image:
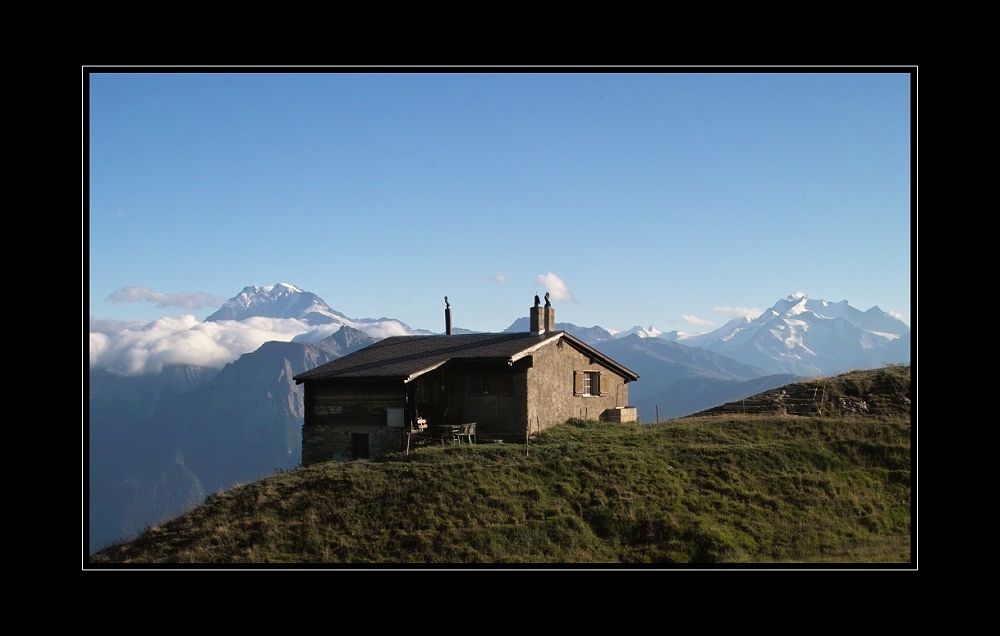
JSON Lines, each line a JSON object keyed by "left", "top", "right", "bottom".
{"left": 89, "top": 315, "right": 417, "bottom": 376}
{"left": 90, "top": 315, "right": 306, "bottom": 375}
{"left": 107, "top": 286, "right": 226, "bottom": 309}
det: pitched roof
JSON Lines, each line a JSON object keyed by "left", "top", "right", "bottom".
{"left": 293, "top": 331, "right": 638, "bottom": 384}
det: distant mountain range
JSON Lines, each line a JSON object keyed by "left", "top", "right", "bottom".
{"left": 656, "top": 293, "right": 910, "bottom": 375}
{"left": 503, "top": 317, "right": 617, "bottom": 344}
{"left": 203, "top": 284, "right": 909, "bottom": 377}
{"left": 502, "top": 293, "right": 907, "bottom": 377}
{"left": 588, "top": 335, "right": 795, "bottom": 421}
{"left": 88, "top": 283, "right": 911, "bottom": 553}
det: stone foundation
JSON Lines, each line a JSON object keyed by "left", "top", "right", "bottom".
{"left": 302, "top": 424, "right": 404, "bottom": 464}
{"left": 601, "top": 407, "right": 638, "bottom": 423}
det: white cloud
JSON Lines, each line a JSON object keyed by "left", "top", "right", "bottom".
{"left": 89, "top": 315, "right": 311, "bottom": 375}
{"left": 88, "top": 312, "right": 427, "bottom": 376}
{"left": 682, "top": 314, "right": 716, "bottom": 326}
{"left": 476, "top": 273, "right": 508, "bottom": 284}
{"left": 89, "top": 332, "right": 110, "bottom": 368}
{"left": 889, "top": 310, "right": 905, "bottom": 321}
{"left": 107, "top": 286, "right": 226, "bottom": 310}
{"left": 90, "top": 317, "right": 151, "bottom": 334}
{"left": 359, "top": 322, "right": 415, "bottom": 339}
{"left": 713, "top": 306, "right": 763, "bottom": 320}
{"left": 535, "top": 273, "right": 576, "bottom": 303}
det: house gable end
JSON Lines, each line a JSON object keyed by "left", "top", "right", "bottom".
{"left": 554, "top": 333, "right": 639, "bottom": 382}
{"left": 526, "top": 334, "right": 635, "bottom": 430}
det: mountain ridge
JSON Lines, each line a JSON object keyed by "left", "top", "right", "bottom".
{"left": 88, "top": 325, "right": 375, "bottom": 554}
{"left": 203, "top": 283, "right": 421, "bottom": 339}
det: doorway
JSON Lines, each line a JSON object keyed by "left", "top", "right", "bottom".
{"left": 351, "top": 433, "right": 370, "bottom": 460}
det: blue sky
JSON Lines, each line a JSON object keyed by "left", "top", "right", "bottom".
{"left": 89, "top": 71, "right": 912, "bottom": 335}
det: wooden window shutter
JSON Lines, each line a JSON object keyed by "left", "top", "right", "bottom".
{"left": 599, "top": 371, "right": 608, "bottom": 396}
{"left": 574, "top": 371, "right": 584, "bottom": 396}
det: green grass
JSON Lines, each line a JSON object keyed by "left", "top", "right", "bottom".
{"left": 696, "top": 364, "right": 912, "bottom": 419}
{"left": 92, "top": 406, "right": 911, "bottom": 563}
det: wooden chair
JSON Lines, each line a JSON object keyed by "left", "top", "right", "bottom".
{"left": 456, "top": 422, "right": 476, "bottom": 444}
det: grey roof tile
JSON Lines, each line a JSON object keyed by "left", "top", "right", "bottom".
{"left": 293, "top": 331, "right": 639, "bottom": 383}
{"left": 293, "top": 332, "right": 560, "bottom": 382}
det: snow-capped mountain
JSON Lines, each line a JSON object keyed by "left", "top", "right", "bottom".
{"left": 605, "top": 293, "right": 909, "bottom": 376}
{"left": 205, "top": 283, "right": 350, "bottom": 325}
{"left": 617, "top": 325, "right": 663, "bottom": 339}
{"left": 660, "top": 316, "right": 753, "bottom": 348}
{"left": 691, "top": 292, "right": 909, "bottom": 376}
{"left": 204, "top": 283, "right": 421, "bottom": 338}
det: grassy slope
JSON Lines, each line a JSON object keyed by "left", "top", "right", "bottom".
{"left": 695, "top": 364, "right": 912, "bottom": 418}
{"left": 91, "top": 367, "right": 911, "bottom": 564}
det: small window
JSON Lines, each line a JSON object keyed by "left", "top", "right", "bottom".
{"left": 574, "top": 371, "right": 606, "bottom": 396}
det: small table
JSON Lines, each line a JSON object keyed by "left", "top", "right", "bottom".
{"left": 425, "top": 424, "right": 460, "bottom": 445}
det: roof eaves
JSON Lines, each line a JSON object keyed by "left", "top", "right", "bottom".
{"left": 403, "top": 359, "right": 450, "bottom": 383}
{"left": 559, "top": 333, "right": 640, "bottom": 381}
{"left": 294, "top": 370, "right": 407, "bottom": 384}
{"left": 509, "top": 332, "right": 563, "bottom": 363}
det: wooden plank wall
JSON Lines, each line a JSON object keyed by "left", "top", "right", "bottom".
{"left": 307, "top": 380, "right": 404, "bottom": 427}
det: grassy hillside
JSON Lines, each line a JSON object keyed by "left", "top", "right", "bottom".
{"left": 693, "top": 364, "right": 911, "bottom": 418}
{"left": 91, "top": 366, "right": 911, "bottom": 565}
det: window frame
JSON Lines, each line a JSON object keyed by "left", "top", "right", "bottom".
{"left": 574, "top": 370, "right": 608, "bottom": 397}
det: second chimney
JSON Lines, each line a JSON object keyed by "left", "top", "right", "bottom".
{"left": 445, "top": 296, "right": 452, "bottom": 335}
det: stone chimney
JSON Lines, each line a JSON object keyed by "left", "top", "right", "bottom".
{"left": 530, "top": 294, "right": 543, "bottom": 335}
{"left": 530, "top": 293, "right": 555, "bottom": 335}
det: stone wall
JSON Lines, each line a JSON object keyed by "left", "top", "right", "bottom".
{"left": 302, "top": 424, "right": 404, "bottom": 464}
{"left": 303, "top": 378, "right": 406, "bottom": 464}
{"left": 601, "top": 406, "right": 638, "bottom": 423}
{"left": 526, "top": 338, "right": 631, "bottom": 431}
